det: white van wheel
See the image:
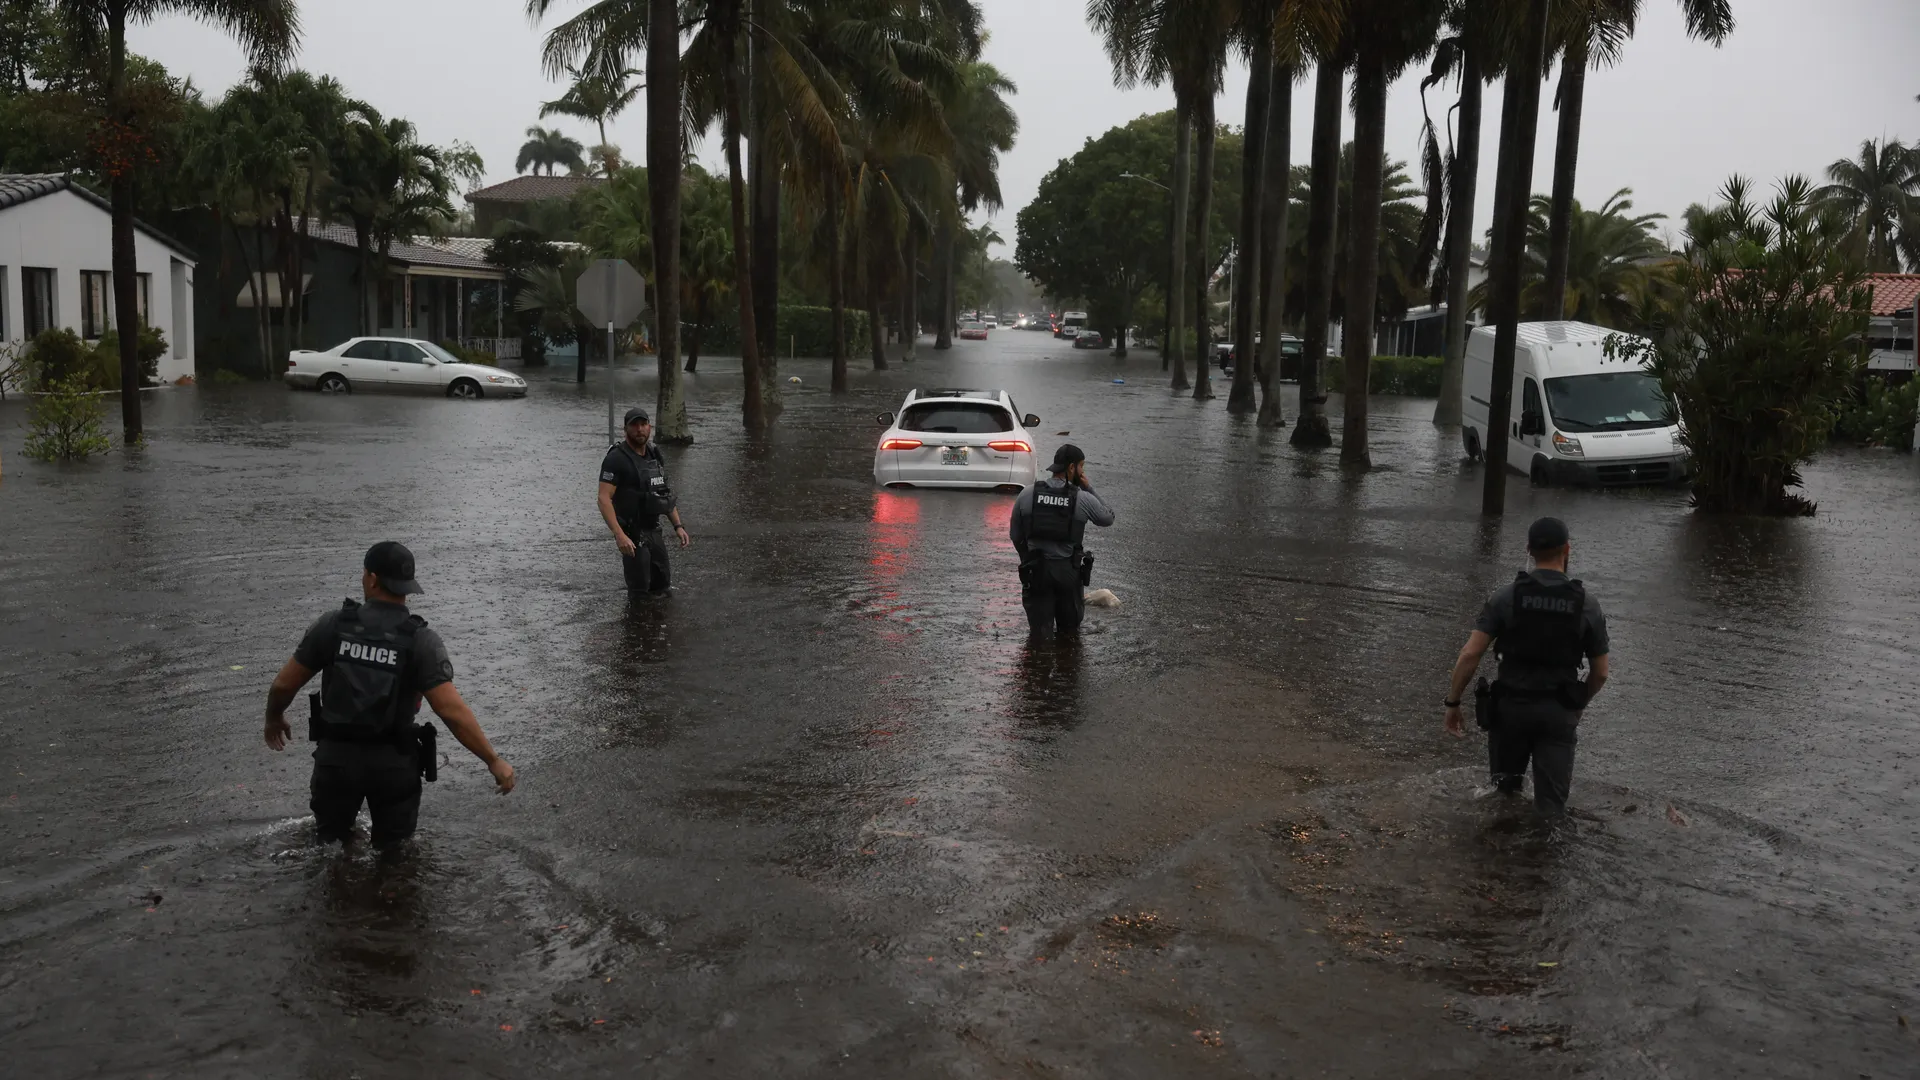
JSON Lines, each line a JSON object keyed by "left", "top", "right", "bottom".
{"left": 1462, "top": 427, "right": 1482, "bottom": 462}
{"left": 1529, "top": 456, "right": 1551, "bottom": 487}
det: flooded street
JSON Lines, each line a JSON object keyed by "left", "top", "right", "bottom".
{"left": 2, "top": 329, "right": 1916, "bottom": 1078}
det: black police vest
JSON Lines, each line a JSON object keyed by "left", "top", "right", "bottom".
{"left": 311, "top": 599, "right": 424, "bottom": 743}
{"left": 1497, "top": 572, "right": 1587, "bottom": 678}
{"left": 1029, "top": 482, "right": 1079, "bottom": 545}
{"left": 612, "top": 443, "right": 675, "bottom": 525}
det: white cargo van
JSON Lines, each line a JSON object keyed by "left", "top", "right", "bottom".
{"left": 1059, "top": 310, "right": 1088, "bottom": 338}
{"left": 1461, "top": 321, "right": 1687, "bottom": 487}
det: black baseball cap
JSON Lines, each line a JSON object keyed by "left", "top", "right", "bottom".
{"left": 1047, "top": 443, "right": 1086, "bottom": 474}
{"left": 364, "top": 541, "right": 423, "bottom": 596}
{"left": 624, "top": 407, "right": 651, "bottom": 426}
{"left": 1526, "top": 516, "right": 1570, "bottom": 552}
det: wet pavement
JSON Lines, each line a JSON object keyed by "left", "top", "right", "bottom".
{"left": 1, "top": 331, "right": 1916, "bottom": 1078}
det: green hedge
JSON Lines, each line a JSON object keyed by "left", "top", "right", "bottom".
{"left": 694, "top": 305, "right": 872, "bottom": 358}
{"left": 22, "top": 326, "right": 165, "bottom": 391}
{"left": 1322, "top": 354, "right": 1444, "bottom": 397}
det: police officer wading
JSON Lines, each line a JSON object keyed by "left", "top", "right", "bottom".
{"left": 1443, "top": 517, "right": 1610, "bottom": 814}
{"left": 1009, "top": 444, "right": 1115, "bottom": 638}
{"left": 598, "top": 407, "right": 692, "bottom": 598}
{"left": 263, "top": 542, "right": 515, "bottom": 849}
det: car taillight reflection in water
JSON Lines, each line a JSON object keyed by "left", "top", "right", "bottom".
{"left": 866, "top": 490, "right": 921, "bottom": 632}
{"left": 987, "top": 440, "right": 1031, "bottom": 453}
{"left": 880, "top": 439, "right": 923, "bottom": 450}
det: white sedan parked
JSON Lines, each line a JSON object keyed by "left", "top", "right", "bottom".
{"left": 284, "top": 337, "right": 527, "bottom": 398}
{"left": 872, "top": 388, "right": 1041, "bottom": 490}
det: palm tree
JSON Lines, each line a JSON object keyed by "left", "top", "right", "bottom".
{"left": 1815, "top": 138, "right": 1920, "bottom": 272}
{"left": 678, "top": 165, "right": 734, "bottom": 371}
{"left": 1421, "top": 0, "right": 1495, "bottom": 427}
{"left": 516, "top": 125, "right": 587, "bottom": 176}
{"left": 1518, "top": 188, "right": 1667, "bottom": 325}
{"left": 540, "top": 61, "right": 642, "bottom": 155}
{"left": 935, "top": 62, "right": 1018, "bottom": 351}
{"left": 56, "top": 0, "right": 298, "bottom": 440}
{"left": 1540, "top": 0, "right": 1733, "bottom": 318}
{"left": 1337, "top": 0, "right": 1443, "bottom": 468}
{"left": 1290, "top": 52, "right": 1342, "bottom": 449}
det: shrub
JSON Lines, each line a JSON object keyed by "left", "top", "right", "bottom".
{"left": 773, "top": 305, "right": 872, "bottom": 358}
{"left": 0, "top": 340, "right": 25, "bottom": 399}
{"left": 24, "top": 327, "right": 93, "bottom": 390}
{"left": 436, "top": 339, "right": 497, "bottom": 365}
{"left": 209, "top": 369, "right": 250, "bottom": 385}
{"left": 23, "top": 373, "right": 113, "bottom": 461}
{"left": 1322, "top": 354, "right": 1444, "bottom": 396}
{"left": 1833, "top": 376, "right": 1919, "bottom": 450}
{"left": 93, "top": 324, "right": 167, "bottom": 388}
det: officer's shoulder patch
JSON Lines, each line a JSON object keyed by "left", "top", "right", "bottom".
{"left": 404, "top": 613, "right": 429, "bottom": 630}
{"left": 601, "top": 470, "right": 616, "bottom": 482}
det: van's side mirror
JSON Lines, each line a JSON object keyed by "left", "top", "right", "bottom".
{"left": 875, "top": 412, "right": 893, "bottom": 427}
{"left": 1520, "top": 411, "right": 1545, "bottom": 436}
{"left": 1023, "top": 413, "right": 1040, "bottom": 428}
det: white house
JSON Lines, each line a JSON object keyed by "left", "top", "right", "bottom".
{"left": 0, "top": 173, "right": 197, "bottom": 383}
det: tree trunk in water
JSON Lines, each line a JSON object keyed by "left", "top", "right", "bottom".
{"left": 1482, "top": 0, "right": 1552, "bottom": 516}
{"left": 1190, "top": 93, "right": 1217, "bottom": 401}
{"left": 1228, "top": 34, "right": 1270, "bottom": 414}
{"left": 1257, "top": 61, "right": 1294, "bottom": 428}
{"left": 749, "top": 25, "right": 781, "bottom": 407}
{"left": 1292, "top": 60, "right": 1342, "bottom": 448}
{"left": 867, "top": 267, "right": 887, "bottom": 370}
{"left": 828, "top": 182, "right": 848, "bottom": 392}
{"left": 649, "top": 0, "right": 689, "bottom": 442}
{"left": 230, "top": 219, "right": 267, "bottom": 376}
{"left": 1341, "top": 53, "right": 1388, "bottom": 468}
{"left": 1432, "top": 47, "right": 1482, "bottom": 427}
{"left": 1167, "top": 105, "right": 1191, "bottom": 389}
{"left": 107, "top": 8, "right": 141, "bottom": 433}
{"left": 686, "top": 293, "right": 706, "bottom": 369}
{"left": 933, "top": 223, "right": 954, "bottom": 350}
{"left": 1542, "top": 34, "right": 1587, "bottom": 321}
{"left": 900, "top": 233, "right": 917, "bottom": 362}
{"left": 722, "top": 28, "right": 765, "bottom": 432}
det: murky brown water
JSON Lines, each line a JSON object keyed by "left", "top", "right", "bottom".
{"left": 2, "top": 331, "right": 1915, "bottom": 1077}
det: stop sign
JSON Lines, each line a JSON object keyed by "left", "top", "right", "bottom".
{"left": 575, "top": 259, "right": 649, "bottom": 328}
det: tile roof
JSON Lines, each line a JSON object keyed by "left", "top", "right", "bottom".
{"left": 1864, "top": 274, "right": 1920, "bottom": 317}
{"left": 465, "top": 174, "right": 604, "bottom": 204}
{"left": 301, "top": 219, "right": 502, "bottom": 276}
{"left": 0, "top": 172, "right": 197, "bottom": 257}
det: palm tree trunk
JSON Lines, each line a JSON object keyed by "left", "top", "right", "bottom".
{"left": 1229, "top": 33, "right": 1271, "bottom": 415}
{"left": 1433, "top": 46, "right": 1482, "bottom": 427}
{"left": 687, "top": 293, "right": 706, "bottom": 369}
{"left": 934, "top": 222, "right": 954, "bottom": 350}
{"left": 1292, "top": 59, "right": 1342, "bottom": 448}
{"left": 352, "top": 222, "right": 375, "bottom": 336}
{"left": 867, "top": 258, "right": 887, "bottom": 370}
{"left": 649, "top": 0, "right": 690, "bottom": 442}
{"left": 1341, "top": 51, "right": 1389, "bottom": 468}
{"left": 828, "top": 181, "right": 849, "bottom": 392}
{"left": 1190, "top": 92, "right": 1217, "bottom": 401}
{"left": 1257, "top": 61, "right": 1294, "bottom": 429}
{"left": 1167, "top": 104, "right": 1191, "bottom": 389}
{"left": 1482, "top": 0, "right": 1553, "bottom": 516}
{"left": 1542, "top": 34, "right": 1588, "bottom": 321}
{"left": 904, "top": 234, "right": 919, "bottom": 362}
{"left": 748, "top": 22, "right": 782, "bottom": 409}
{"left": 106, "top": 5, "right": 142, "bottom": 429}
{"left": 722, "top": 22, "right": 765, "bottom": 432}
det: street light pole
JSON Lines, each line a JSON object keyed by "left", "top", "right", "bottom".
{"left": 1119, "top": 171, "right": 1171, "bottom": 192}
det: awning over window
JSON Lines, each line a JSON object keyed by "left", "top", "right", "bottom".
{"left": 234, "top": 273, "right": 313, "bottom": 308}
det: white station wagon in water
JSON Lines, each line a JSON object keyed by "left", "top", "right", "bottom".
{"left": 284, "top": 337, "right": 528, "bottom": 398}
{"left": 873, "top": 388, "right": 1042, "bottom": 490}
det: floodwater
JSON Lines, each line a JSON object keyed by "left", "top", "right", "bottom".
{"left": 1, "top": 331, "right": 1915, "bottom": 1078}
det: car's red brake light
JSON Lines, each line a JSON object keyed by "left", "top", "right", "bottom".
{"left": 880, "top": 439, "right": 923, "bottom": 450}
{"left": 987, "top": 440, "right": 1031, "bottom": 453}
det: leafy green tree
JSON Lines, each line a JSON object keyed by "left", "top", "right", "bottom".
{"left": 1814, "top": 138, "right": 1920, "bottom": 272}
{"left": 1511, "top": 187, "right": 1668, "bottom": 327}
{"left": 1609, "top": 176, "right": 1871, "bottom": 516}
{"left": 49, "top": 0, "right": 297, "bottom": 440}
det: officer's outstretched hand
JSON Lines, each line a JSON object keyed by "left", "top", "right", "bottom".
{"left": 488, "top": 757, "right": 516, "bottom": 794}
{"left": 1443, "top": 706, "right": 1466, "bottom": 739}
{"left": 265, "top": 713, "right": 292, "bottom": 751}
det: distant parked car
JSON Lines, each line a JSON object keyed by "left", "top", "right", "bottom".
{"left": 958, "top": 320, "right": 989, "bottom": 340}
{"left": 285, "top": 337, "right": 527, "bottom": 397}
{"left": 1071, "top": 330, "right": 1106, "bottom": 350}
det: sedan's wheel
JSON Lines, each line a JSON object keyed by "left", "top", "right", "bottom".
{"left": 447, "top": 379, "right": 482, "bottom": 399}
{"left": 317, "top": 373, "right": 350, "bottom": 394}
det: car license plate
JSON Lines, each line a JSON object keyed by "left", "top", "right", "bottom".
{"left": 941, "top": 446, "right": 969, "bottom": 465}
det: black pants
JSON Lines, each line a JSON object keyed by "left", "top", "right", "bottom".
{"left": 1487, "top": 698, "right": 1580, "bottom": 812}
{"left": 311, "top": 743, "right": 422, "bottom": 848}
{"left": 620, "top": 524, "right": 671, "bottom": 596}
{"left": 1021, "top": 556, "right": 1085, "bottom": 638}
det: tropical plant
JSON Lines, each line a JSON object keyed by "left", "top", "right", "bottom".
{"left": 23, "top": 372, "right": 113, "bottom": 461}
{"left": 934, "top": 61, "right": 1018, "bottom": 350}
{"left": 1539, "top": 1, "right": 1733, "bottom": 318}
{"left": 1814, "top": 137, "right": 1920, "bottom": 272}
{"left": 516, "top": 124, "right": 587, "bottom": 175}
{"left": 1518, "top": 188, "right": 1669, "bottom": 326}
{"left": 680, "top": 164, "right": 734, "bottom": 371}
{"left": 540, "top": 61, "right": 642, "bottom": 155}
{"left": 50, "top": 0, "right": 298, "bottom": 440}
{"left": 1608, "top": 176, "right": 1871, "bottom": 515}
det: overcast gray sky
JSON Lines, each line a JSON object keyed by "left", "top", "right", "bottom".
{"left": 133, "top": 0, "right": 1920, "bottom": 253}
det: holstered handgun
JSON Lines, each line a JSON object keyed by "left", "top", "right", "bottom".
{"left": 1473, "top": 677, "right": 1494, "bottom": 731}
{"left": 415, "top": 722, "right": 439, "bottom": 782}
{"left": 1077, "top": 551, "right": 1095, "bottom": 587}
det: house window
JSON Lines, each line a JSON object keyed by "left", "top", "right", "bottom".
{"left": 136, "top": 273, "right": 151, "bottom": 326}
{"left": 22, "top": 267, "right": 55, "bottom": 338}
{"left": 81, "top": 270, "right": 111, "bottom": 339}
